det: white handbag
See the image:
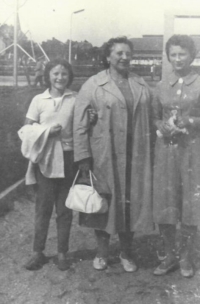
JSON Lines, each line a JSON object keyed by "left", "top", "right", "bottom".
{"left": 65, "top": 170, "right": 108, "bottom": 214}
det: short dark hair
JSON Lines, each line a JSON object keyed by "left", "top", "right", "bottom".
{"left": 102, "top": 36, "right": 133, "bottom": 68}
{"left": 165, "top": 35, "right": 196, "bottom": 62}
{"left": 44, "top": 58, "right": 74, "bottom": 89}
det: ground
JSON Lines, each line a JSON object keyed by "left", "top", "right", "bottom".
{"left": 0, "top": 190, "right": 200, "bottom": 304}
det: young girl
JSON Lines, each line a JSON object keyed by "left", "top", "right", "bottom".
{"left": 23, "top": 58, "right": 95, "bottom": 271}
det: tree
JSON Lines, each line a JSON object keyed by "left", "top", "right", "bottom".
{"left": 41, "top": 38, "right": 68, "bottom": 60}
{"left": 0, "top": 23, "right": 34, "bottom": 58}
{"left": 0, "top": 24, "right": 15, "bottom": 46}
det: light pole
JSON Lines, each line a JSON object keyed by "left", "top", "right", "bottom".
{"left": 68, "top": 9, "right": 85, "bottom": 64}
{"left": 13, "top": 0, "right": 18, "bottom": 87}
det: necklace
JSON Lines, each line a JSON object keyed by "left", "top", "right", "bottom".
{"left": 111, "top": 75, "right": 128, "bottom": 84}
{"left": 109, "top": 70, "right": 128, "bottom": 85}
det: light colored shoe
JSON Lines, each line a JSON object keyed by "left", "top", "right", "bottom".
{"left": 93, "top": 256, "right": 107, "bottom": 270}
{"left": 119, "top": 253, "right": 137, "bottom": 272}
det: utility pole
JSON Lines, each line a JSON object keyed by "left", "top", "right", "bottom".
{"left": 68, "top": 12, "right": 73, "bottom": 64}
{"left": 13, "top": 0, "right": 18, "bottom": 87}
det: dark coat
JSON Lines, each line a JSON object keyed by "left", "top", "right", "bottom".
{"left": 73, "top": 70, "right": 154, "bottom": 234}
{"left": 153, "top": 70, "right": 200, "bottom": 226}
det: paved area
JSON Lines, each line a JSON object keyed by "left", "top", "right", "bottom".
{"left": 0, "top": 75, "right": 157, "bottom": 88}
{"left": 0, "top": 76, "right": 35, "bottom": 87}
{"left": 0, "top": 189, "right": 200, "bottom": 304}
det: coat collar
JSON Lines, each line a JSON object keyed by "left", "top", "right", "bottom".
{"left": 95, "top": 70, "right": 145, "bottom": 111}
{"left": 96, "top": 69, "right": 145, "bottom": 86}
{"left": 169, "top": 69, "right": 199, "bottom": 86}
{"left": 40, "top": 89, "right": 73, "bottom": 99}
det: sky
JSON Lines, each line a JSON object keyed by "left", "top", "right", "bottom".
{"left": 1, "top": 0, "right": 200, "bottom": 46}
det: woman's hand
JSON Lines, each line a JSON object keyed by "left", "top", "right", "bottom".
{"left": 49, "top": 123, "right": 62, "bottom": 136}
{"left": 157, "top": 121, "right": 174, "bottom": 136}
{"left": 88, "top": 108, "right": 97, "bottom": 125}
{"left": 176, "top": 116, "right": 190, "bottom": 129}
{"left": 78, "top": 158, "right": 91, "bottom": 173}
{"left": 78, "top": 158, "right": 92, "bottom": 183}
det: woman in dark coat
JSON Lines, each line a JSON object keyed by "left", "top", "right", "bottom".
{"left": 153, "top": 35, "right": 200, "bottom": 278}
{"left": 73, "top": 37, "right": 154, "bottom": 272}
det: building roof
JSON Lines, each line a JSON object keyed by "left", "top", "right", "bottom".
{"left": 130, "top": 35, "right": 200, "bottom": 54}
{"left": 130, "top": 36, "right": 163, "bottom": 52}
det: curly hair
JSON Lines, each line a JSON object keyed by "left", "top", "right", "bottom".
{"left": 102, "top": 36, "right": 134, "bottom": 68}
{"left": 165, "top": 35, "right": 196, "bottom": 62}
{"left": 44, "top": 58, "right": 74, "bottom": 89}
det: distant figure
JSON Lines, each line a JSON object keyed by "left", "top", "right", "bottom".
{"left": 34, "top": 57, "right": 44, "bottom": 87}
{"left": 21, "top": 55, "right": 31, "bottom": 87}
{"left": 155, "top": 64, "right": 162, "bottom": 81}
{"left": 150, "top": 64, "right": 155, "bottom": 80}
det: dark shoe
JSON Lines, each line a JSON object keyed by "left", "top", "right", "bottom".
{"left": 57, "top": 253, "right": 70, "bottom": 271}
{"left": 180, "top": 259, "right": 194, "bottom": 278}
{"left": 179, "top": 224, "right": 197, "bottom": 278}
{"left": 154, "top": 254, "right": 178, "bottom": 276}
{"left": 57, "top": 258, "right": 70, "bottom": 271}
{"left": 25, "top": 252, "right": 48, "bottom": 270}
{"left": 156, "top": 249, "right": 166, "bottom": 261}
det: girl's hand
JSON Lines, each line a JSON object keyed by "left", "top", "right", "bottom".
{"left": 88, "top": 108, "right": 97, "bottom": 125}
{"left": 49, "top": 123, "right": 62, "bottom": 136}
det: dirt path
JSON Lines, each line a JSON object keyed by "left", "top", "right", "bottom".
{"left": 0, "top": 190, "right": 200, "bottom": 304}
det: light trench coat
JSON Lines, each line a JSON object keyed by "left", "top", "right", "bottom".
{"left": 73, "top": 70, "right": 154, "bottom": 234}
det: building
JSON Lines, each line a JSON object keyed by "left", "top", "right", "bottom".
{"left": 130, "top": 35, "right": 200, "bottom": 77}
{"left": 130, "top": 35, "right": 200, "bottom": 65}
{"left": 130, "top": 35, "right": 163, "bottom": 65}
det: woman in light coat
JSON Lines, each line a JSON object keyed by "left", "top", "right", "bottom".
{"left": 73, "top": 37, "right": 154, "bottom": 272}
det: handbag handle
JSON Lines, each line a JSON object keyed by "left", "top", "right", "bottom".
{"left": 89, "top": 170, "right": 97, "bottom": 187}
{"left": 72, "top": 170, "right": 80, "bottom": 187}
{"left": 72, "top": 170, "right": 97, "bottom": 188}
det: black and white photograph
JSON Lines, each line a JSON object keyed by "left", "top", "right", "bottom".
{"left": 0, "top": 0, "right": 200, "bottom": 303}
